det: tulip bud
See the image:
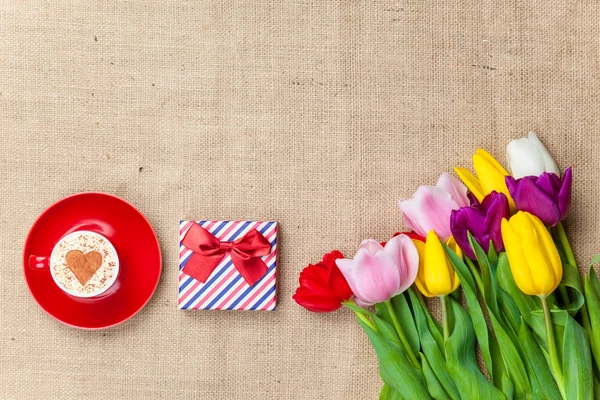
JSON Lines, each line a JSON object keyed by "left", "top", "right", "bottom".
{"left": 413, "top": 230, "right": 461, "bottom": 297}
{"left": 293, "top": 250, "right": 353, "bottom": 312}
{"left": 455, "top": 149, "right": 516, "bottom": 213}
{"left": 399, "top": 173, "right": 469, "bottom": 241}
{"left": 501, "top": 212, "right": 562, "bottom": 296}
{"left": 506, "top": 132, "right": 560, "bottom": 179}
{"left": 450, "top": 191, "right": 510, "bottom": 259}
{"left": 336, "top": 235, "right": 419, "bottom": 306}
{"left": 505, "top": 167, "right": 572, "bottom": 227}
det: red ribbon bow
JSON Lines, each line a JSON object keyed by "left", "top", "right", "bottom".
{"left": 182, "top": 223, "right": 271, "bottom": 286}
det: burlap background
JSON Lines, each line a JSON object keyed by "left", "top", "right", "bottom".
{"left": 1, "top": 0, "right": 599, "bottom": 399}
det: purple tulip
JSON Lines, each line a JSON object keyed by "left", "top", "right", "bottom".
{"left": 505, "top": 167, "right": 572, "bottom": 227}
{"left": 450, "top": 191, "right": 510, "bottom": 259}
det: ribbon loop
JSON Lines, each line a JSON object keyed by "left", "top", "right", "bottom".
{"left": 181, "top": 223, "right": 271, "bottom": 286}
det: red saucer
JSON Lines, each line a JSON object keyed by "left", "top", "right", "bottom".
{"left": 23, "top": 192, "right": 162, "bottom": 329}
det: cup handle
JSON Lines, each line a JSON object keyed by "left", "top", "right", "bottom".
{"left": 29, "top": 255, "right": 50, "bottom": 270}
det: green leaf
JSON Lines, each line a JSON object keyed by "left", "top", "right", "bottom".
{"left": 468, "top": 232, "right": 499, "bottom": 316}
{"left": 584, "top": 268, "right": 600, "bottom": 374}
{"left": 357, "top": 316, "right": 432, "bottom": 399}
{"left": 444, "top": 298, "right": 505, "bottom": 400}
{"left": 590, "top": 253, "right": 600, "bottom": 267}
{"left": 449, "top": 287, "right": 462, "bottom": 302}
{"left": 490, "top": 334, "right": 514, "bottom": 399}
{"left": 497, "top": 289, "right": 521, "bottom": 335}
{"left": 488, "top": 239, "right": 498, "bottom": 266}
{"left": 557, "top": 263, "right": 585, "bottom": 316}
{"left": 408, "top": 289, "right": 460, "bottom": 400}
{"left": 471, "top": 244, "right": 550, "bottom": 399}
{"left": 499, "top": 371, "right": 515, "bottom": 400}
{"left": 563, "top": 315, "right": 594, "bottom": 400}
{"left": 590, "top": 264, "right": 600, "bottom": 295}
{"left": 344, "top": 301, "right": 372, "bottom": 316}
{"left": 487, "top": 310, "right": 532, "bottom": 399}
{"left": 411, "top": 290, "right": 444, "bottom": 351}
{"left": 517, "top": 317, "right": 562, "bottom": 400}
{"left": 421, "top": 353, "right": 452, "bottom": 400}
{"left": 426, "top": 314, "right": 444, "bottom": 352}
{"left": 593, "top": 374, "right": 600, "bottom": 400}
{"left": 376, "top": 293, "right": 420, "bottom": 357}
{"left": 445, "top": 244, "right": 494, "bottom": 378}
{"left": 380, "top": 384, "right": 405, "bottom": 400}
{"left": 373, "top": 314, "right": 402, "bottom": 346}
{"left": 496, "top": 252, "right": 546, "bottom": 340}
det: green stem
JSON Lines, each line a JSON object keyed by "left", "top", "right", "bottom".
{"left": 556, "top": 222, "right": 577, "bottom": 268}
{"left": 441, "top": 295, "right": 450, "bottom": 343}
{"left": 540, "top": 294, "right": 567, "bottom": 400}
{"left": 354, "top": 310, "right": 377, "bottom": 331}
{"left": 342, "top": 300, "right": 378, "bottom": 332}
{"left": 465, "top": 257, "right": 485, "bottom": 295}
{"left": 385, "top": 300, "right": 421, "bottom": 370}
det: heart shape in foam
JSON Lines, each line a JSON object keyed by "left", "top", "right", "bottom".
{"left": 65, "top": 250, "right": 103, "bottom": 285}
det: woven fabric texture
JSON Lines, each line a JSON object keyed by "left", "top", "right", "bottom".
{"left": 1, "top": 0, "right": 599, "bottom": 399}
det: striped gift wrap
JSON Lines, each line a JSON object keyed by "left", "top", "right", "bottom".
{"left": 178, "top": 220, "right": 278, "bottom": 311}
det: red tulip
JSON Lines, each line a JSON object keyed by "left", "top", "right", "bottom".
{"left": 293, "top": 250, "right": 353, "bottom": 312}
{"left": 381, "top": 231, "right": 425, "bottom": 247}
{"left": 393, "top": 231, "right": 426, "bottom": 242}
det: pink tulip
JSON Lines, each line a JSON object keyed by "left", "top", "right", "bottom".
{"left": 335, "top": 235, "right": 419, "bottom": 306}
{"left": 399, "top": 173, "right": 469, "bottom": 241}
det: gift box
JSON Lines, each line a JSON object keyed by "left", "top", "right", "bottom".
{"left": 178, "top": 220, "right": 278, "bottom": 310}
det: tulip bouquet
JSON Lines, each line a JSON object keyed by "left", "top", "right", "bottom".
{"left": 294, "top": 132, "right": 600, "bottom": 400}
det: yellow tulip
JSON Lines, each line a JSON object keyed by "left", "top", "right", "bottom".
{"left": 413, "top": 231, "right": 461, "bottom": 297}
{"left": 455, "top": 148, "right": 516, "bottom": 213}
{"left": 501, "top": 211, "right": 563, "bottom": 296}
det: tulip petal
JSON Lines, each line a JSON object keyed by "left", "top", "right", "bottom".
{"left": 400, "top": 186, "right": 456, "bottom": 241}
{"left": 437, "top": 172, "right": 470, "bottom": 208}
{"left": 557, "top": 167, "right": 572, "bottom": 220}
{"left": 446, "top": 236, "right": 463, "bottom": 260}
{"left": 451, "top": 270, "right": 461, "bottom": 292}
{"left": 482, "top": 192, "right": 510, "bottom": 252}
{"left": 506, "top": 137, "right": 547, "bottom": 179}
{"left": 336, "top": 249, "right": 401, "bottom": 305}
{"left": 501, "top": 217, "right": 536, "bottom": 295}
{"left": 506, "top": 132, "right": 560, "bottom": 179}
{"left": 450, "top": 206, "right": 486, "bottom": 258}
{"left": 473, "top": 149, "right": 516, "bottom": 212}
{"left": 507, "top": 175, "right": 561, "bottom": 226}
{"left": 446, "top": 236, "right": 462, "bottom": 291}
{"left": 359, "top": 239, "right": 384, "bottom": 256}
{"left": 322, "top": 250, "right": 344, "bottom": 269}
{"left": 292, "top": 287, "right": 342, "bottom": 312}
{"left": 298, "top": 264, "right": 332, "bottom": 295}
{"left": 454, "top": 167, "right": 485, "bottom": 203}
{"left": 327, "top": 261, "right": 353, "bottom": 300}
{"left": 424, "top": 230, "right": 454, "bottom": 296}
{"left": 475, "top": 148, "right": 511, "bottom": 176}
{"left": 412, "top": 240, "right": 434, "bottom": 297}
{"left": 523, "top": 212, "right": 562, "bottom": 293}
{"left": 519, "top": 213, "right": 558, "bottom": 296}
{"left": 354, "top": 297, "right": 375, "bottom": 307}
{"left": 383, "top": 234, "right": 419, "bottom": 294}
{"left": 535, "top": 172, "right": 562, "bottom": 198}
{"left": 527, "top": 132, "right": 560, "bottom": 176}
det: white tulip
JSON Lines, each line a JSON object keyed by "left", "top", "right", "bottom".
{"left": 506, "top": 132, "right": 560, "bottom": 178}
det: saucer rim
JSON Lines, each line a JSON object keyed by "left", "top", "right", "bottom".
{"left": 23, "top": 191, "right": 162, "bottom": 330}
